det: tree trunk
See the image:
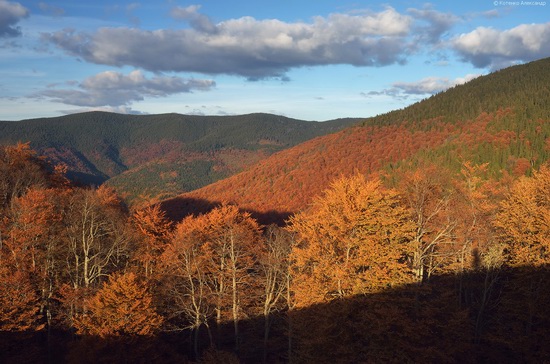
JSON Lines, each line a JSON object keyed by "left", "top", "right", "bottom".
{"left": 232, "top": 262, "right": 239, "bottom": 351}
{"left": 193, "top": 314, "right": 201, "bottom": 360}
{"left": 263, "top": 314, "right": 271, "bottom": 364}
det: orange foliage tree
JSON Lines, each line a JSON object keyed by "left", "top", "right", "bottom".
{"left": 200, "top": 204, "right": 261, "bottom": 347}
{"left": 6, "top": 188, "right": 60, "bottom": 273}
{"left": 398, "top": 165, "right": 459, "bottom": 282}
{"left": 5, "top": 188, "right": 65, "bottom": 332}
{"left": 288, "top": 173, "right": 415, "bottom": 308}
{"left": 160, "top": 213, "right": 214, "bottom": 358}
{"left": 162, "top": 203, "right": 261, "bottom": 350}
{"left": 454, "top": 162, "right": 501, "bottom": 266}
{"left": 491, "top": 165, "right": 550, "bottom": 352}
{"left": 258, "top": 225, "right": 293, "bottom": 361}
{"left": 62, "top": 186, "right": 129, "bottom": 290}
{"left": 74, "top": 272, "right": 163, "bottom": 338}
{"left": 495, "top": 165, "right": 550, "bottom": 266}
{"left": 132, "top": 204, "right": 172, "bottom": 278}
{"left": 0, "top": 265, "right": 43, "bottom": 332}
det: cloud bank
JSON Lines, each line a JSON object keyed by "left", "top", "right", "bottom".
{"left": 453, "top": 22, "right": 550, "bottom": 70}
{"left": 42, "top": 6, "right": 453, "bottom": 79}
{"left": 34, "top": 70, "right": 215, "bottom": 107}
{"left": 40, "top": 4, "right": 549, "bottom": 79}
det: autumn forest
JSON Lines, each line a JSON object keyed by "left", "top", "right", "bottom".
{"left": 1, "top": 58, "right": 550, "bottom": 363}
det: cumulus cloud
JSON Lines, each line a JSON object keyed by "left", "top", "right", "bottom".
{"left": 0, "top": 0, "right": 29, "bottom": 37}
{"left": 452, "top": 22, "right": 550, "bottom": 70}
{"left": 34, "top": 70, "right": 215, "bottom": 107}
{"left": 42, "top": 6, "right": 426, "bottom": 79}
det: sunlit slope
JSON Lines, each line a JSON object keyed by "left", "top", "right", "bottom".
{"left": 166, "top": 58, "right": 550, "bottom": 219}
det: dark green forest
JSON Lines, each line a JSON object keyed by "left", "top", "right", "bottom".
{"left": 367, "top": 57, "right": 550, "bottom": 127}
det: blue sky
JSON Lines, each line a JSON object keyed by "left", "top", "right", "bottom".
{"left": 1, "top": 0, "right": 549, "bottom": 121}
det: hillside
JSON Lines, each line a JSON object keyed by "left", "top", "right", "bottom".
{"left": 162, "top": 57, "right": 550, "bottom": 223}
{"left": 0, "top": 112, "right": 360, "bottom": 202}
{"left": 2, "top": 125, "right": 550, "bottom": 363}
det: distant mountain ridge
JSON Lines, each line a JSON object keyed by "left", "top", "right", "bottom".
{"left": 163, "top": 57, "right": 550, "bottom": 223}
{"left": 0, "top": 112, "right": 361, "bottom": 202}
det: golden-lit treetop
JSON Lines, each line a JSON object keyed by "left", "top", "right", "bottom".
{"left": 495, "top": 165, "right": 550, "bottom": 266}
{"left": 289, "top": 173, "right": 415, "bottom": 307}
{"left": 74, "top": 272, "right": 163, "bottom": 338}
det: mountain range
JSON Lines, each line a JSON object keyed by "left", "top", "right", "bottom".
{"left": 0, "top": 112, "right": 360, "bottom": 203}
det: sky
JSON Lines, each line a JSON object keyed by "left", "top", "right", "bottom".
{"left": 0, "top": 0, "right": 549, "bottom": 121}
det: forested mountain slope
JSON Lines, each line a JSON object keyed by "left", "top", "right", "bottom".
{"left": 0, "top": 112, "right": 360, "bottom": 202}
{"left": 164, "top": 57, "right": 550, "bottom": 222}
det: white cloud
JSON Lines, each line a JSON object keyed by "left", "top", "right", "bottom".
{"left": 42, "top": 7, "right": 425, "bottom": 79}
{"left": 0, "top": 0, "right": 29, "bottom": 37}
{"left": 42, "top": 4, "right": 547, "bottom": 83}
{"left": 452, "top": 22, "right": 550, "bottom": 69}
{"left": 33, "top": 70, "right": 215, "bottom": 107}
